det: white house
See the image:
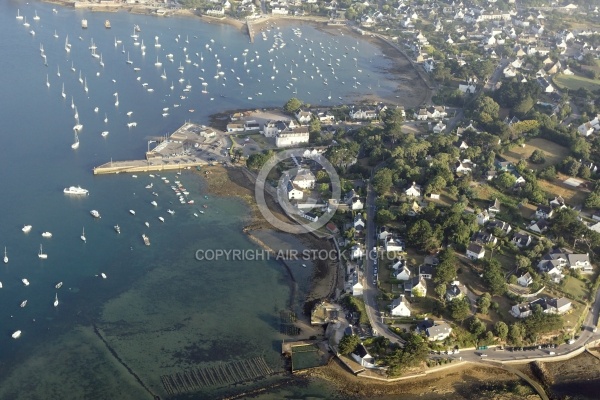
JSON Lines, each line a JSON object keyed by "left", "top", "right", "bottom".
{"left": 292, "top": 169, "right": 316, "bottom": 189}
{"left": 390, "top": 295, "right": 411, "bottom": 317}
{"left": 295, "top": 109, "right": 313, "bottom": 125}
{"left": 275, "top": 128, "right": 310, "bottom": 147}
{"left": 466, "top": 243, "right": 485, "bottom": 260}
{"left": 433, "top": 121, "right": 447, "bottom": 133}
{"left": 352, "top": 280, "right": 364, "bottom": 296}
{"left": 476, "top": 210, "right": 490, "bottom": 225}
{"left": 351, "top": 344, "right": 376, "bottom": 368}
{"left": 517, "top": 272, "right": 533, "bottom": 287}
{"left": 350, "top": 244, "right": 363, "bottom": 260}
{"left": 405, "top": 182, "right": 422, "bottom": 197}
{"left": 394, "top": 265, "right": 411, "bottom": 281}
{"left": 385, "top": 237, "right": 404, "bottom": 253}
{"left": 286, "top": 182, "right": 304, "bottom": 200}
{"left": 567, "top": 253, "right": 592, "bottom": 272}
{"left": 426, "top": 322, "right": 452, "bottom": 341}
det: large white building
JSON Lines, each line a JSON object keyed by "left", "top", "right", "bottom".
{"left": 275, "top": 128, "right": 309, "bottom": 147}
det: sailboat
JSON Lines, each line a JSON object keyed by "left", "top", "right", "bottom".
{"left": 74, "top": 106, "right": 79, "bottom": 120}
{"left": 3, "top": 247, "right": 7, "bottom": 264}
{"left": 78, "top": 70, "right": 83, "bottom": 84}
{"left": 99, "top": 53, "right": 104, "bottom": 67}
{"left": 16, "top": 9, "right": 23, "bottom": 20}
{"left": 328, "top": 91, "right": 331, "bottom": 100}
{"left": 81, "top": 227, "right": 86, "bottom": 242}
{"left": 84, "top": 77, "right": 88, "bottom": 93}
{"left": 155, "top": 56, "right": 162, "bottom": 67}
{"left": 38, "top": 244, "right": 47, "bottom": 259}
{"left": 126, "top": 52, "right": 133, "bottom": 65}
{"left": 65, "top": 35, "right": 71, "bottom": 53}
{"left": 53, "top": 293, "right": 59, "bottom": 307}
{"left": 114, "top": 93, "right": 119, "bottom": 106}
{"left": 71, "top": 131, "right": 79, "bottom": 149}
{"left": 61, "top": 83, "right": 66, "bottom": 99}
{"left": 104, "top": 113, "right": 108, "bottom": 123}
{"left": 33, "top": 11, "right": 40, "bottom": 21}
{"left": 46, "top": 74, "right": 50, "bottom": 88}
{"left": 71, "top": 96, "right": 75, "bottom": 109}
{"left": 73, "top": 114, "right": 83, "bottom": 132}
{"left": 57, "top": 65, "right": 60, "bottom": 77}
{"left": 54, "top": 30, "right": 59, "bottom": 39}
{"left": 161, "top": 69, "right": 167, "bottom": 79}
{"left": 71, "top": 61, "right": 75, "bottom": 72}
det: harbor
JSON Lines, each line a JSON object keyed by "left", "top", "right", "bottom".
{"left": 93, "top": 122, "right": 227, "bottom": 175}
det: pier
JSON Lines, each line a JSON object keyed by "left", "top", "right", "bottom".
{"left": 93, "top": 123, "right": 225, "bottom": 175}
{"left": 246, "top": 18, "right": 255, "bottom": 43}
{"left": 159, "top": 357, "right": 274, "bottom": 395}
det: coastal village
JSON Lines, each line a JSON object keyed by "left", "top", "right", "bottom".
{"left": 70, "top": 0, "right": 600, "bottom": 395}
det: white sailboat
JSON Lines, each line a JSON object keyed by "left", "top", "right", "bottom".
{"left": 78, "top": 70, "right": 83, "bottom": 84}
{"left": 84, "top": 77, "right": 88, "bottom": 93}
{"left": 57, "top": 65, "right": 60, "bottom": 77}
{"left": 33, "top": 11, "right": 40, "bottom": 21}
{"left": 54, "top": 30, "right": 59, "bottom": 39}
{"left": 38, "top": 244, "right": 47, "bottom": 259}
{"left": 16, "top": 9, "right": 23, "bottom": 20}
{"left": 81, "top": 227, "right": 86, "bottom": 242}
{"left": 99, "top": 53, "right": 104, "bottom": 67}
{"left": 61, "top": 83, "right": 66, "bottom": 99}
{"left": 46, "top": 74, "right": 50, "bottom": 88}
{"left": 104, "top": 113, "right": 108, "bottom": 123}
{"left": 53, "top": 293, "right": 59, "bottom": 307}
{"left": 71, "top": 61, "right": 75, "bottom": 72}
{"left": 126, "top": 52, "right": 133, "bottom": 65}
{"left": 155, "top": 56, "right": 162, "bottom": 67}
{"left": 114, "top": 93, "right": 119, "bottom": 106}
{"left": 71, "top": 96, "right": 75, "bottom": 109}
{"left": 20, "top": 300, "right": 27, "bottom": 308}
{"left": 65, "top": 35, "right": 71, "bottom": 53}
{"left": 71, "top": 131, "right": 79, "bottom": 149}
{"left": 3, "top": 247, "right": 7, "bottom": 264}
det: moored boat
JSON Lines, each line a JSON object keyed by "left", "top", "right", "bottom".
{"left": 64, "top": 186, "right": 89, "bottom": 195}
{"left": 105, "top": 20, "right": 111, "bottom": 29}
{"left": 114, "top": 225, "right": 121, "bottom": 234}
{"left": 142, "top": 234, "right": 150, "bottom": 246}
{"left": 90, "top": 210, "right": 101, "bottom": 218}
{"left": 22, "top": 225, "right": 32, "bottom": 233}
{"left": 82, "top": 19, "right": 88, "bottom": 29}
{"left": 12, "top": 330, "right": 21, "bottom": 339}
{"left": 42, "top": 232, "right": 52, "bottom": 238}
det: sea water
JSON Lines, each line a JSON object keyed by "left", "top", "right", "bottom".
{"left": 0, "top": 1, "right": 397, "bottom": 398}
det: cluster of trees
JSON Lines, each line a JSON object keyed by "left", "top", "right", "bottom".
{"left": 246, "top": 150, "right": 274, "bottom": 171}
{"left": 383, "top": 333, "right": 430, "bottom": 376}
{"left": 338, "top": 334, "right": 360, "bottom": 355}
{"left": 494, "top": 80, "right": 542, "bottom": 119}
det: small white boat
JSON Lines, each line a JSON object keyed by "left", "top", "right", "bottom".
{"left": 81, "top": 227, "right": 86, "bottom": 242}
{"left": 127, "top": 122, "right": 137, "bottom": 128}
{"left": 167, "top": 209, "right": 175, "bottom": 215}
{"left": 12, "top": 331, "right": 21, "bottom": 339}
{"left": 126, "top": 111, "right": 133, "bottom": 116}
{"left": 94, "top": 107, "right": 99, "bottom": 113}
{"left": 114, "top": 225, "right": 120, "bottom": 234}
{"left": 90, "top": 210, "right": 101, "bottom": 218}
{"left": 56, "top": 282, "right": 63, "bottom": 289}
{"left": 129, "top": 210, "right": 136, "bottom": 215}
{"left": 145, "top": 183, "right": 153, "bottom": 189}
{"left": 53, "top": 293, "right": 59, "bottom": 307}
{"left": 144, "top": 222, "right": 150, "bottom": 228}
{"left": 22, "top": 279, "right": 30, "bottom": 286}
{"left": 42, "top": 232, "right": 52, "bottom": 238}
{"left": 151, "top": 201, "right": 157, "bottom": 207}
{"left": 38, "top": 244, "right": 47, "bottom": 259}
{"left": 158, "top": 216, "right": 164, "bottom": 222}
{"left": 193, "top": 213, "right": 198, "bottom": 217}
{"left": 142, "top": 234, "right": 150, "bottom": 246}
{"left": 20, "top": 300, "right": 27, "bottom": 308}
{"left": 132, "top": 175, "right": 138, "bottom": 178}
{"left": 101, "top": 273, "right": 107, "bottom": 279}
{"left": 22, "top": 225, "right": 32, "bottom": 233}
{"left": 3, "top": 247, "right": 7, "bottom": 264}
{"left": 16, "top": 9, "right": 23, "bottom": 20}
{"left": 101, "top": 131, "right": 109, "bottom": 137}
{"left": 0, "top": 281, "right": 2, "bottom": 288}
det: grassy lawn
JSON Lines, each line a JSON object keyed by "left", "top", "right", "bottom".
{"left": 501, "top": 138, "right": 570, "bottom": 171}
{"left": 537, "top": 172, "right": 589, "bottom": 206}
{"left": 553, "top": 73, "right": 600, "bottom": 92}
{"left": 248, "top": 133, "right": 275, "bottom": 150}
{"left": 560, "top": 276, "right": 590, "bottom": 302}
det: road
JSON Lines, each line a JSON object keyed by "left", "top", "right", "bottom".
{"left": 363, "top": 182, "right": 405, "bottom": 346}
{"left": 484, "top": 58, "right": 509, "bottom": 91}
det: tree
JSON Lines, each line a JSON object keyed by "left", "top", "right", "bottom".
{"left": 309, "top": 118, "right": 322, "bottom": 135}
{"left": 494, "top": 321, "right": 509, "bottom": 340}
{"left": 469, "top": 317, "right": 486, "bottom": 337}
{"left": 449, "top": 297, "right": 471, "bottom": 322}
{"left": 529, "top": 149, "right": 546, "bottom": 164}
{"left": 495, "top": 171, "right": 516, "bottom": 190}
{"left": 376, "top": 209, "right": 395, "bottom": 225}
{"left": 338, "top": 334, "right": 360, "bottom": 355}
{"left": 477, "top": 293, "right": 492, "bottom": 315}
{"left": 434, "top": 249, "right": 457, "bottom": 284}
{"left": 434, "top": 283, "right": 447, "bottom": 301}
{"left": 373, "top": 168, "right": 394, "bottom": 194}
{"left": 473, "top": 95, "right": 500, "bottom": 123}
{"left": 407, "top": 220, "right": 433, "bottom": 251}
{"left": 246, "top": 151, "right": 273, "bottom": 171}
{"left": 284, "top": 98, "right": 302, "bottom": 114}
{"left": 482, "top": 259, "right": 506, "bottom": 295}
{"left": 515, "top": 255, "right": 531, "bottom": 270}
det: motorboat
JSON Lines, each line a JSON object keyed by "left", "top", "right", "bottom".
{"left": 114, "top": 225, "right": 121, "bottom": 234}
{"left": 3, "top": 247, "right": 7, "bottom": 263}
{"left": 22, "top": 225, "right": 32, "bottom": 233}
{"left": 38, "top": 244, "right": 47, "bottom": 259}
{"left": 145, "top": 183, "right": 153, "bottom": 189}
{"left": 12, "top": 331, "right": 21, "bottom": 339}
{"left": 144, "top": 222, "right": 150, "bottom": 228}
{"left": 71, "top": 132, "right": 80, "bottom": 149}
{"left": 129, "top": 210, "right": 136, "bottom": 215}
{"left": 81, "top": 227, "right": 86, "bottom": 242}
{"left": 101, "top": 131, "right": 109, "bottom": 137}
{"left": 55, "top": 282, "right": 63, "bottom": 289}
{"left": 167, "top": 209, "right": 175, "bottom": 215}
{"left": 42, "top": 232, "right": 52, "bottom": 238}
{"left": 90, "top": 210, "right": 101, "bottom": 218}
{"left": 81, "top": 19, "right": 88, "bottom": 29}
{"left": 54, "top": 293, "right": 59, "bottom": 307}
{"left": 158, "top": 217, "right": 164, "bottom": 222}
{"left": 22, "top": 279, "right": 30, "bottom": 286}
{"left": 142, "top": 234, "right": 150, "bottom": 246}
{"left": 20, "top": 300, "right": 27, "bottom": 308}
{"left": 101, "top": 273, "right": 107, "bottom": 279}
{"left": 127, "top": 122, "right": 137, "bottom": 128}
{"left": 64, "top": 186, "right": 89, "bottom": 195}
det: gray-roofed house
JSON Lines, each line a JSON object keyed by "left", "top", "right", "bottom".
{"left": 351, "top": 344, "right": 376, "bottom": 368}
{"left": 517, "top": 272, "right": 533, "bottom": 287}
{"left": 488, "top": 198, "right": 501, "bottom": 214}
{"left": 488, "top": 220, "right": 512, "bottom": 235}
{"left": 567, "top": 253, "right": 592, "bottom": 272}
{"left": 419, "top": 264, "right": 434, "bottom": 280}
{"left": 512, "top": 232, "right": 532, "bottom": 248}
{"left": 404, "top": 277, "right": 427, "bottom": 297}
{"left": 390, "top": 295, "right": 411, "bottom": 317}
{"left": 445, "top": 281, "right": 467, "bottom": 301}
{"left": 426, "top": 322, "right": 453, "bottom": 341}
{"left": 466, "top": 243, "right": 485, "bottom": 260}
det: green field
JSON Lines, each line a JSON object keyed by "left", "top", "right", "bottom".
{"left": 553, "top": 73, "right": 600, "bottom": 92}
{"left": 502, "top": 138, "right": 570, "bottom": 171}
{"left": 561, "top": 276, "right": 589, "bottom": 302}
